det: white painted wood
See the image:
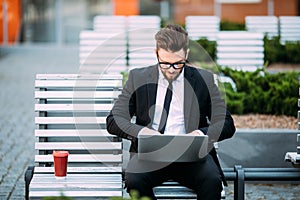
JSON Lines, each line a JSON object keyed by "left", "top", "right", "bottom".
{"left": 34, "top": 91, "right": 121, "bottom": 99}
{"left": 79, "top": 30, "right": 127, "bottom": 74}
{"left": 127, "top": 16, "right": 160, "bottom": 70}
{"left": 35, "top": 142, "right": 122, "bottom": 150}
{"left": 185, "top": 16, "right": 220, "bottom": 41}
{"left": 30, "top": 74, "right": 123, "bottom": 199}
{"left": 245, "top": 16, "right": 279, "bottom": 38}
{"left": 216, "top": 31, "right": 264, "bottom": 71}
{"left": 34, "top": 166, "right": 122, "bottom": 173}
{"left": 29, "top": 191, "right": 122, "bottom": 198}
{"left": 127, "top": 15, "right": 161, "bottom": 30}
{"left": 32, "top": 173, "right": 122, "bottom": 180}
{"left": 279, "top": 16, "right": 300, "bottom": 44}
{"left": 93, "top": 15, "right": 127, "bottom": 33}
{"left": 35, "top": 130, "right": 112, "bottom": 137}
{"left": 35, "top": 117, "right": 106, "bottom": 124}
{"left": 35, "top": 154, "right": 122, "bottom": 163}
{"left": 35, "top": 80, "right": 122, "bottom": 88}
{"left": 36, "top": 74, "right": 123, "bottom": 80}
{"left": 35, "top": 104, "right": 114, "bottom": 111}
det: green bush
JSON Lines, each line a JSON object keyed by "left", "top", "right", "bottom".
{"left": 188, "top": 38, "right": 216, "bottom": 63}
{"left": 221, "top": 67, "right": 299, "bottom": 117}
{"left": 220, "top": 20, "right": 245, "bottom": 30}
{"left": 285, "top": 42, "right": 300, "bottom": 63}
{"left": 264, "top": 36, "right": 286, "bottom": 64}
{"left": 264, "top": 36, "right": 300, "bottom": 64}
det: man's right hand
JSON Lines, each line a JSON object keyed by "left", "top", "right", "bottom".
{"left": 138, "top": 127, "right": 161, "bottom": 135}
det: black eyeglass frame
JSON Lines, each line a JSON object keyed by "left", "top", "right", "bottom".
{"left": 156, "top": 52, "right": 187, "bottom": 69}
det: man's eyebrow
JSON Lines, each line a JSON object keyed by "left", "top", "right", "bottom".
{"left": 158, "top": 58, "right": 186, "bottom": 63}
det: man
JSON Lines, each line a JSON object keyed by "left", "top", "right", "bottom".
{"left": 106, "top": 24, "right": 235, "bottom": 200}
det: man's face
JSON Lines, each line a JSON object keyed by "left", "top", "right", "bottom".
{"left": 156, "top": 48, "right": 187, "bottom": 82}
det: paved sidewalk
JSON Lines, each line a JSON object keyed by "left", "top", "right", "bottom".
{"left": 0, "top": 45, "right": 299, "bottom": 200}
{"left": 0, "top": 45, "right": 78, "bottom": 199}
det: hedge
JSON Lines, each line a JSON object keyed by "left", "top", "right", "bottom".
{"left": 192, "top": 34, "right": 300, "bottom": 65}
{"left": 121, "top": 66, "right": 299, "bottom": 117}
{"left": 221, "top": 67, "right": 299, "bottom": 117}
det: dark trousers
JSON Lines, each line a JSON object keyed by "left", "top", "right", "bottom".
{"left": 125, "top": 154, "right": 222, "bottom": 200}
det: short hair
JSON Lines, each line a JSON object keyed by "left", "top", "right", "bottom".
{"left": 155, "top": 24, "right": 189, "bottom": 53}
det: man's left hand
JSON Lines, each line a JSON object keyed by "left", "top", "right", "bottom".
{"left": 187, "top": 130, "right": 205, "bottom": 136}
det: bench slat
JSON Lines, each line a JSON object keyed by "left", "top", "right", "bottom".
{"left": 217, "top": 53, "right": 264, "bottom": 59}
{"left": 35, "top": 80, "right": 122, "bottom": 88}
{"left": 34, "top": 166, "right": 122, "bottom": 173}
{"left": 29, "top": 191, "right": 122, "bottom": 198}
{"left": 35, "top": 117, "right": 106, "bottom": 124}
{"left": 216, "top": 59, "right": 264, "bottom": 65}
{"left": 30, "top": 182, "right": 122, "bottom": 190}
{"left": 35, "top": 91, "right": 121, "bottom": 99}
{"left": 35, "top": 154, "right": 122, "bottom": 163}
{"left": 35, "top": 142, "right": 122, "bottom": 150}
{"left": 217, "top": 46, "right": 264, "bottom": 52}
{"left": 35, "top": 129, "right": 113, "bottom": 137}
{"left": 36, "top": 74, "right": 123, "bottom": 80}
{"left": 32, "top": 173, "right": 121, "bottom": 181}
{"left": 35, "top": 104, "right": 113, "bottom": 111}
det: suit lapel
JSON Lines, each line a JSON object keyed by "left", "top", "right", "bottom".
{"left": 146, "top": 66, "right": 159, "bottom": 123}
{"left": 184, "top": 67, "right": 197, "bottom": 132}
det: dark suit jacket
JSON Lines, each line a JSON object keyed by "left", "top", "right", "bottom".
{"left": 106, "top": 65, "right": 236, "bottom": 185}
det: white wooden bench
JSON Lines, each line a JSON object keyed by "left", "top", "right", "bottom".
{"left": 245, "top": 16, "right": 279, "bottom": 38}
{"left": 185, "top": 16, "right": 220, "bottom": 41}
{"left": 279, "top": 16, "right": 300, "bottom": 44}
{"left": 127, "top": 15, "right": 161, "bottom": 70}
{"left": 79, "top": 30, "right": 127, "bottom": 74}
{"left": 25, "top": 74, "right": 124, "bottom": 199}
{"left": 216, "top": 31, "right": 264, "bottom": 71}
{"left": 93, "top": 15, "right": 127, "bottom": 33}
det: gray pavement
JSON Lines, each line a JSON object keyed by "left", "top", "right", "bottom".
{"left": 0, "top": 45, "right": 299, "bottom": 200}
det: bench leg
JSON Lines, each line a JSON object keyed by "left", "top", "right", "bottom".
{"left": 24, "top": 166, "right": 35, "bottom": 200}
{"left": 234, "top": 165, "right": 245, "bottom": 200}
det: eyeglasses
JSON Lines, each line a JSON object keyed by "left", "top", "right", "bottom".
{"left": 156, "top": 53, "right": 187, "bottom": 69}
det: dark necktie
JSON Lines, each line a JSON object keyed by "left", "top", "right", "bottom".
{"left": 158, "top": 82, "right": 173, "bottom": 134}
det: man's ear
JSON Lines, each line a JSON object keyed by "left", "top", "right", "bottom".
{"left": 186, "top": 48, "right": 190, "bottom": 59}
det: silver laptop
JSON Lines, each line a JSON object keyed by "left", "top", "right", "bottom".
{"left": 138, "top": 134, "right": 208, "bottom": 162}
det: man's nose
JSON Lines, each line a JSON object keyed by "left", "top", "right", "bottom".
{"left": 168, "top": 67, "right": 176, "bottom": 73}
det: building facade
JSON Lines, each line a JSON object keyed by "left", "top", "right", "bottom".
{"left": 174, "top": 0, "right": 299, "bottom": 24}
{"left": 1, "top": 0, "right": 298, "bottom": 45}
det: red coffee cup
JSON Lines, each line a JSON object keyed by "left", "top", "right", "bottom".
{"left": 53, "top": 150, "right": 69, "bottom": 179}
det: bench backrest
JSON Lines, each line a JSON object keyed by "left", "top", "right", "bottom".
{"left": 79, "top": 30, "right": 127, "bottom": 74}
{"left": 185, "top": 16, "right": 220, "bottom": 41}
{"left": 216, "top": 31, "right": 264, "bottom": 71}
{"left": 279, "top": 16, "right": 300, "bottom": 44}
{"left": 34, "top": 74, "right": 123, "bottom": 168}
{"left": 245, "top": 16, "right": 278, "bottom": 38}
{"left": 93, "top": 15, "right": 127, "bottom": 33}
{"left": 127, "top": 15, "right": 161, "bottom": 70}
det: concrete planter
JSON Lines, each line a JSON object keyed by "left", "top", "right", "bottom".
{"left": 218, "top": 128, "right": 299, "bottom": 168}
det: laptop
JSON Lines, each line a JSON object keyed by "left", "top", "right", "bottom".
{"left": 137, "top": 134, "right": 208, "bottom": 162}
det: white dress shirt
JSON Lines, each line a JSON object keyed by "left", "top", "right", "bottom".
{"left": 152, "top": 68, "right": 186, "bottom": 135}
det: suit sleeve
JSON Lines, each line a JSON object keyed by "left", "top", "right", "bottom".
{"left": 106, "top": 70, "right": 144, "bottom": 140}
{"left": 198, "top": 72, "right": 236, "bottom": 142}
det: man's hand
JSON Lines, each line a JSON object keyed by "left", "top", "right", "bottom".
{"left": 139, "top": 127, "right": 161, "bottom": 135}
{"left": 187, "top": 130, "right": 205, "bottom": 136}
